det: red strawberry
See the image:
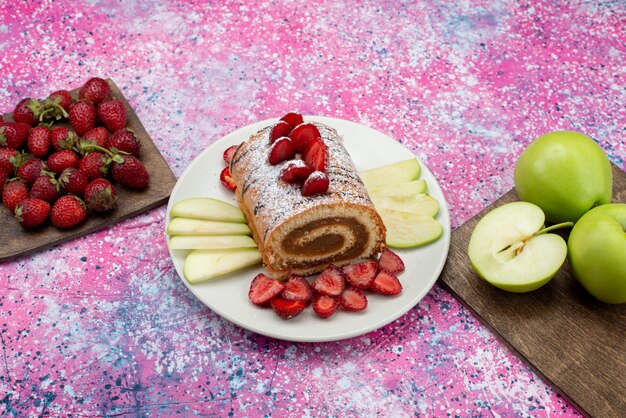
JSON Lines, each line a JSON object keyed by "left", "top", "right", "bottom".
{"left": 79, "top": 77, "right": 111, "bottom": 104}
{"left": 47, "top": 150, "right": 79, "bottom": 175}
{"left": 0, "top": 148, "right": 18, "bottom": 175}
{"left": 50, "top": 126, "right": 77, "bottom": 151}
{"left": 312, "top": 294, "right": 340, "bottom": 319}
{"left": 111, "top": 154, "right": 150, "bottom": 188}
{"left": 342, "top": 261, "right": 378, "bottom": 289}
{"left": 302, "top": 138, "right": 327, "bottom": 172}
{"left": 0, "top": 171, "right": 8, "bottom": 193}
{"left": 281, "top": 275, "right": 312, "bottom": 301}
{"left": 27, "top": 126, "right": 51, "bottom": 158}
{"left": 79, "top": 152, "right": 109, "bottom": 180}
{"left": 84, "top": 178, "right": 117, "bottom": 212}
{"left": 2, "top": 179, "right": 29, "bottom": 212}
{"left": 14, "top": 197, "right": 50, "bottom": 229}
{"left": 108, "top": 128, "right": 139, "bottom": 155}
{"left": 51, "top": 195, "right": 87, "bottom": 229}
{"left": 82, "top": 127, "right": 109, "bottom": 148}
{"left": 220, "top": 167, "right": 236, "bottom": 191}
{"left": 311, "top": 265, "right": 345, "bottom": 297}
{"left": 370, "top": 271, "right": 403, "bottom": 296}
{"left": 289, "top": 123, "right": 321, "bottom": 152}
{"left": 378, "top": 249, "right": 405, "bottom": 274}
{"left": 223, "top": 145, "right": 238, "bottom": 165}
{"left": 248, "top": 273, "right": 286, "bottom": 306}
{"left": 30, "top": 175, "right": 59, "bottom": 203}
{"left": 301, "top": 171, "right": 329, "bottom": 196}
{"left": 0, "top": 122, "right": 31, "bottom": 149}
{"left": 279, "top": 112, "right": 304, "bottom": 129}
{"left": 68, "top": 101, "right": 97, "bottom": 135}
{"left": 268, "top": 137, "right": 295, "bottom": 165}
{"left": 59, "top": 167, "right": 88, "bottom": 196}
{"left": 270, "top": 297, "right": 307, "bottom": 320}
{"left": 280, "top": 160, "right": 313, "bottom": 184}
{"left": 340, "top": 287, "right": 368, "bottom": 311}
{"left": 97, "top": 98, "right": 126, "bottom": 132}
{"left": 13, "top": 98, "right": 39, "bottom": 126}
{"left": 17, "top": 158, "right": 46, "bottom": 185}
{"left": 48, "top": 89, "right": 72, "bottom": 111}
{"left": 270, "top": 121, "right": 292, "bottom": 143}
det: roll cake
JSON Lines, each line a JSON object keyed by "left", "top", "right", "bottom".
{"left": 230, "top": 120, "right": 386, "bottom": 279}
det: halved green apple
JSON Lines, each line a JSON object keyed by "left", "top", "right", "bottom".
{"left": 378, "top": 208, "right": 442, "bottom": 248}
{"left": 183, "top": 248, "right": 262, "bottom": 283}
{"left": 359, "top": 158, "right": 421, "bottom": 189}
{"left": 372, "top": 193, "right": 439, "bottom": 218}
{"left": 368, "top": 179, "right": 427, "bottom": 198}
{"left": 167, "top": 218, "right": 251, "bottom": 236}
{"left": 170, "top": 198, "right": 245, "bottom": 223}
{"left": 169, "top": 235, "right": 257, "bottom": 250}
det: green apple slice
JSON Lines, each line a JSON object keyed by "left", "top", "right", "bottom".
{"left": 169, "top": 235, "right": 257, "bottom": 250}
{"left": 368, "top": 179, "right": 427, "bottom": 198}
{"left": 359, "top": 158, "right": 421, "bottom": 189}
{"left": 170, "top": 198, "right": 246, "bottom": 223}
{"left": 372, "top": 193, "right": 439, "bottom": 217}
{"left": 378, "top": 208, "right": 443, "bottom": 248}
{"left": 167, "top": 218, "right": 251, "bottom": 236}
{"left": 183, "top": 248, "right": 262, "bottom": 283}
{"left": 468, "top": 201, "right": 570, "bottom": 293}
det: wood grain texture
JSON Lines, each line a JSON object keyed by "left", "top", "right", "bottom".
{"left": 440, "top": 164, "right": 626, "bottom": 418}
{"left": 0, "top": 79, "right": 177, "bottom": 261}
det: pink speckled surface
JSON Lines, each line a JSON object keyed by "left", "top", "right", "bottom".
{"left": 1, "top": 1, "right": 624, "bottom": 416}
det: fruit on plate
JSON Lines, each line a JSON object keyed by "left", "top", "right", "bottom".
{"left": 169, "top": 198, "right": 245, "bottom": 223}
{"left": 368, "top": 179, "right": 427, "bottom": 198}
{"left": 567, "top": 204, "right": 626, "bottom": 304}
{"left": 371, "top": 193, "right": 439, "bottom": 218}
{"left": 169, "top": 235, "right": 257, "bottom": 250}
{"left": 183, "top": 248, "right": 262, "bottom": 283}
{"left": 468, "top": 201, "right": 573, "bottom": 292}
{"left": 167, "top": 217, "right": 251, "bottom": 236}
{"left": 514, "top": 130, "right": 612, "bottom": 223}
{"left": 359, "top": 158, "right": 420, "bottom": 189}
{"left": 379, "top": 208, "right": 443, "bottom": 248}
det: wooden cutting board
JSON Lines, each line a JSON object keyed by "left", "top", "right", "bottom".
{"left": 0, "top": 79, "right": 177, "bottom": 261}
{"left": 439, "top": 164, "right": 626, "bottom": 418}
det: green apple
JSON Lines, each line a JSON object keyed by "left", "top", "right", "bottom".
{"left": 378, "top": 208, "right": 442, "bottom": 248}
{"left": 170, "top": 198, "right": 246, "bottom": 223}
{"left": 371, "top": 193, "right": 439, "bottom": 218}
{"left": 368, "top": 179, "right": 427, "bottom": 198}
{"left": 568, "top": 203, "right": 626, "bottom": 304}
{"left": 468, "top": 201, "right": 572, "bottom": 292}
{"left": 167, "top": 218, "right": 251, "bottom": 236}
{"left": 183, "top": 248, "right": 262, "bottom": 283}
{"left": 169, "top": 235, "right": 257, "bottom": 250}
{"left": 514, "top": 130, "right": 612, "bottom": 223}
{"left": 359, "top": 158, "right": 420, "bottom": 189}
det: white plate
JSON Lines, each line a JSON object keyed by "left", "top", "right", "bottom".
{"left": 166, "top": 116, "right": 451, "bottom": 342}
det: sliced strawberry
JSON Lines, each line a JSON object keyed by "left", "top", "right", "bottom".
{"left": 378, "top": 249, "right": 405, "bottom": 274}
{"left": 301, "top": 171, "right": 329, "bottom": 196}
{"left": 268, "top": 137, "right": 295, "bottom": 165}
{"left": 281, "top": 275, "right": 312, "bottom": 301}
{"left": 289, "top": 123, "right": 321, "bottom": 152}
{"left": 279, "top": 112, "right": 303, "bottom": 129}
{"left": 280, "top": 160, "right": 314, "bottom": 184}
{"left": 270, "top": 121, "right": 292, "bottom": 143}
{"left": 223, "top": 145, "right": 238, "bottom": 165}
{"left": 302, "top": 138, "right": 327, "bottom": 172}
{"left": 342, "top": 261, "right": 378, "bottom": 289}
{"left": 340, "top": 287, "right": 368, "bottom": 311}
{"left": 248, "top": 273, "right": 286, "bottom": 306}
{"left": 220, "top": 167, "right": 236, "bottom": 191}
{"left": 312, "top": 294, "right": 340, "bottom": 319}
{"left": 311, "top": 265, "right": 345, "bottom": 297}
{"left": 270, "top": 297, "right": 307, "bottom": 320}
{"left": 370, "top": 271, "right": 403, "bottom": 296}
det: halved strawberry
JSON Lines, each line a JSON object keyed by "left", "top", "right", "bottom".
{"left": 279, "top": 112, "right": 303, "bottom": 129}
{"left": 280, "top": 160, "right": 314, "bottom": 184}
{"left": 270, "top": 297, "right": 307, "bottom": 320}
{"left": 248, "top": 273, "right": 286, "bottom": 306}
{"left": 312, "top": 294, "right": 340, "bottom": 319}
{"left": 378, "top": 249, "right": 405, "bottom": 274}
{"left": 289, "top": 123, "right": 320, "bottom": 152}
{"left": 281, "top": 275, "right": 312, "bottom": 301}
{"left": 311, "top": 265, "right": 345, "bottom": 297}
{"left": 223, "top": 145, "right": 238, "bottom": 165}
{"left": 302, "top": 138, "right": 327, "bottom": 172}
{"left": 220, "top": 167, "right": 236, "bottom": 191}
{"left": 340, "top": 287, "right": 368, "bottom": 311}
{"left": 342, "top": 261, "right": 378, "bottom": 289}
{"left": 301, "top": 171, "right": 329, "bottom": 196}
{"left": 268, "top": 137, "right": 295, "bottom": 165}
{"left": 370, "top": 271, "right": 403, "bottom": 296}
{"left": 270, "top": 121, "right": 292, "bottom": 143}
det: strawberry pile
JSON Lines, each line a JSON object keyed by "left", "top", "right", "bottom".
{"left": 0, "top": 77, "right": 150, "bottom": 230}
{"left": 248, "top": 248, "right": 405, "bottom": 320}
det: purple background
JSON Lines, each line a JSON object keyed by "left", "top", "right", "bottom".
{"left": 1, "top": 1, "right": 624, "bottom": 416}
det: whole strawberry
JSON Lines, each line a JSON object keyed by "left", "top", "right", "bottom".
{"left": 108, "top": 128, "right": 140, "bottom": 155}
{"left": 111, "top": 154, "right": 150, "bottom": 188}
{"left": 48, "top": 89, "right": 72, "bottom": 111}
{"left": 84, "top": 178, "right": 117, "bottom": 212}
{"left": 59, "top": 167, "right": 88, "bottom": 196}
{"left": 2, "top": 179, "right": 29, "bottom": 212}
{"left": 97, "top": 98, "right": 126, "bottom": 132}
{"left": 68, "top": 101, "right": 97, "bottom": 135}
{"left": 27, "top": 126, "right": 51, "bottom": 158}
{"left": 79, "top": 151, "right": 109, "bottom": 180}
{"left": 79, "top": 77, "right": 111, "bottom": 104}
{"left": 82, "top": 127, "right": 109, "bottom": 148}
{"left": 17, "top": 158, "right": 46, "bottom": 185}
{"left": 47, "top": 150, "right": 79, "bottom": 175}
{"left": 30, "top": 175, "right": 59, "bottom": 203}
{"left": 15, "top": 197, "right": 50, "bottom": 229}
{"left": 51, "top": 195, "right": 87, "bottom": 229}
{"left": 0, "top": 122, "right": 31, "bottom": 149}
{"left": 50, "top": 126, "right": 76, "bottom": 151}
{"left": 0, "top": 170, "right": 8, "bottom": 193}
{"left": 13, "top": 98, "right": 39, "bottom": 126}
{"left": 0, "top": 148, "right": 18, "bottom": 175}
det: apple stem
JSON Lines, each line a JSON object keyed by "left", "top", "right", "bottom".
{"left": 533, "top": 222, "right": 574, "bottom": 237}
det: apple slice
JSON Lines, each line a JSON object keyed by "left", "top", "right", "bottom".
{"left": 359, "top": 158, "right": 421, "bottom": 189}
{"left": 378, "top": 208, "right": 443, "bottom": 248}
{"left": 167, "top": 218, "right": 251, "bottom": 236}
{"left": 183, "top": 248, "right": 262, "bottom": 283}
{"left": 468, "top": 201, "right": 572, "bottom": 293}
{"left": 170, "top": 198, "right": 245, "bottom": 223}
{"left": 368, "top": 179, "right": 427, "bottom": 198}
{"left": 169, "top": 235, "right": 257, "bottom": 250}
{"left": 371, "top": 193, "right": 439, "bottom": 217}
